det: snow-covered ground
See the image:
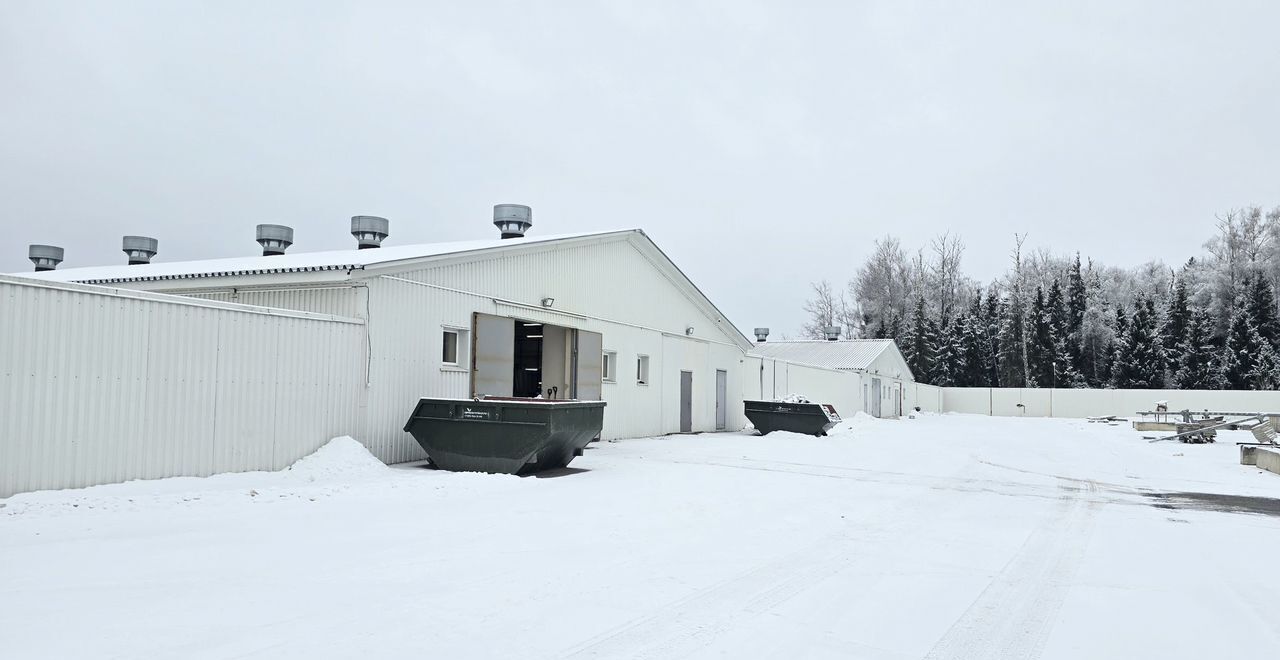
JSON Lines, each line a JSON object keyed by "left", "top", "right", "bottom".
{"left": 3, "top": 414, "right": 1279, "bottom": 659}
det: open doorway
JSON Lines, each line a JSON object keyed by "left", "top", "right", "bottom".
{"left": 472, "top": 312, "right": 603, "bottom": 401}
{"left": 513, "top": 322, "right": 544, "bottom": 397}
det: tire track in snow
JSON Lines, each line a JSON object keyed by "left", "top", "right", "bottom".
{"left": 921, "top": 479, "right": 1103, "bottom": 660}
{"left": 557, "top": 527, "right": 864, "bottom": 659}
{"left": 623, "top": 454, "right": 1131, "bottom": 508}
{"left": 557, "top": 457, "right": 993, "bottom": 660}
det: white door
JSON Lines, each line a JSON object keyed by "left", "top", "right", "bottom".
{"left": 574, "top": 329, "right": 603, "bottom": 401}
{"left": 472, "top": 313, "right": 514, "bottom": 398}
{"left": 680, "top": 371, "right": 694, "bottom": 433}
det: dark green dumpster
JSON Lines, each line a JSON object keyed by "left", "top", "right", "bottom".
{"left": 743, "top": 399, "right": 841, "bottom": 436}
{"left": 403, "top": 397, "right": 606, "bottom": 474}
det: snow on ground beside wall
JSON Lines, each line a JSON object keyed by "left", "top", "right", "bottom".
{"left": 2, "top": 417, "right": 1279, "bottom": 659}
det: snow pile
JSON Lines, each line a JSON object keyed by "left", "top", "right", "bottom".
{"left": 2, "top": 437, "right": 391, "bottom": 516}
{"left": 285, "top": 436, "right": 388, "bottom": 481}
{"left": 777, "top": 393, "right": 811, "bottom": 404}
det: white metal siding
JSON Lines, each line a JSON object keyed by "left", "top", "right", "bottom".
{"left": 355, "top": 274, "right": 749, "bottom": 463}
{"left": 6, "top": 235, "right": 761, "bottom": 477}
{"left": 174, "top": 286, "right": 363, "bottom": 318}
{"left": 0, "top": 276, "right": 366, "bottom": 497}
{"left": 386, "top": 238, "right": 747, "bottom": 351}
{"left": 743, "top": 357, "right": 863, "bottom": 418}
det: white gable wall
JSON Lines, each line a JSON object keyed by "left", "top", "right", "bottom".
{"left": 864, "top": 346, "right": 913, "bottom": 382}
{"left": 351, "top": 237, "right": 749, "bottom": 460}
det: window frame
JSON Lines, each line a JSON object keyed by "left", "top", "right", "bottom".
{"left": 603, "top": 350, "right": 618, "bottom": 383}
{"left": 441, "top": 325, "right": 470, "bottom": 371}
{"left": 636, "top": 354, "right": 650, "bottom": 385}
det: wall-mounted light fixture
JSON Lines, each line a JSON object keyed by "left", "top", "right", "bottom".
{"left": 685, "top": 326, "right": 694, "bottom": 336}
{"left": 540, "top": 297, "right": 555, "bottom": 308}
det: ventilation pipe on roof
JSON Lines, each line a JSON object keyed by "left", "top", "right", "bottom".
{"left": 493, "top": 204, "right": 532, "bottom": 239}
{"left": 122, "top": 236, "right": 158, "bottom": 265}
{"left": 350, "top": 216, "right": 389, "bottom": 249}
{"left": 754, "top": 328, "right": 770, "bottom": 342}
{"left": 823, "top": 325, "right": 841, "bottom": 341}
{"left": 28, "top": 244, "right": 64, "bottom": 271}
{"left": 256, "top": 224, "right": 294, "bottom": 256}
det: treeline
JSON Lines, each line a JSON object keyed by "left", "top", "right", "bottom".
{"left": 801, "top": 206, "right": 1280, "bottom": 390}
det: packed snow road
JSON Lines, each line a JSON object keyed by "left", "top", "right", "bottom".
{"left": 3, "top": 413, "right": 1279, "bottom": 659}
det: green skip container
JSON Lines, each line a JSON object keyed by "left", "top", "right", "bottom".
{"left": 403, "top": 397, "right": 607, "bottom": 474}
{"left": 743, "top": 399, "right": 841, "bottom": 436}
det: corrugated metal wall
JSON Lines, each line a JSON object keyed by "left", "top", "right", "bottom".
{"left": 305, "top": 237, "right": 754, "bottom": 461}
{"left": 358, "top": 272, "right": 749, "bottom": 464}
{"left": 0, "top": 276, "right": 367, "bottom": 497}
{"left": 745, "top": 357, "right": 864, "bottom": 417}
{"left": 29, "top": 236, "right": 762, "bottom": 470}
{"left": 173, "top": 286, "right": 363, "bottom": 318}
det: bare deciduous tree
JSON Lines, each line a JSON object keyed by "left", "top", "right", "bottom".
{"left": 801, "top": 280, "right": 858, "bottom": 339}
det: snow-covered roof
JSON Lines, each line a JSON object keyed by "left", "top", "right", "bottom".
{"left": 749, "top": 339, "right": 900, "bottom": 372}
{"left": 13, "top": 231, "right": 625, "bottom": 284}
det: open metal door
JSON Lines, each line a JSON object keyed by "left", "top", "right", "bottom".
{"left": 574, "top": 329, "right": 603, "bottom": 401}
{"left": 472, "top": 313, "right": 514, "bottom": 398}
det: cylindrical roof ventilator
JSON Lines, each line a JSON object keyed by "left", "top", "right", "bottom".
{"left": 122, "top": 236, "right": 158, "bottom": 265}
{"left": 493, "top": 204, "right": 532, "bottom": 239}
{"left": 256, "top": 224, "right": 294, "bottom": 256}
{"left": 350, "top": 216, "right": 389, "bottom": 249}
{"left": 28, "top": 244, "right": 64, "bottom": 271}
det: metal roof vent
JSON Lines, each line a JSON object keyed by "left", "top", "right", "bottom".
{"left": 754, "top": 327, "right": 770, "bottom": 342}
{"left": 28, "top": 244, "right": 64, "bottom": 271}
{"left": 256, "top": 224, "right": 294, "bottom": 256}
{"left": 122, "top": 236, "right": 158, "bottom": 265}
{"left": 350, "top": 215, "right": 389, "bottom": 249}
{"left": 823, "top": 325, "right": 841, "bottom": 341}
{"left": 493, "top": 204, "right": 532, "bottom": 239}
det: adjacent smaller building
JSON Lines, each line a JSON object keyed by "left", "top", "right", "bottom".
{"left": 748, "top": 339, "right": 917, "bottom": 418}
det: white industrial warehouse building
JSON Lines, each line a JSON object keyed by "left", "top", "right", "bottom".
{"left": 1, "top": 212, "right": 928, "bottom": 496}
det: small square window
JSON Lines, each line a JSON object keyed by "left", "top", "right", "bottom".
{"left": 442, "top": 330, "right": 459, "bottom": 365}
{"left": 603, "top": 351, "right": 617, "bottom": 383}
{"left": 636, "top": 354, "right": 650, "bottom": 385}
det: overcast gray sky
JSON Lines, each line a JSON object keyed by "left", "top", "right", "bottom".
{"left": 3, "top": 1, "right": 1278, "bottom": 337}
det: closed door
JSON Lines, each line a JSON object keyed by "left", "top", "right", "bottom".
{"left": 871, "top": 378, "right": 882, "bottom": 417}
{"left": 715, "top": 369, "right": 727, "bottom": 430}
{"left": 680, "top": 371, "right": 693, "bottom": 433}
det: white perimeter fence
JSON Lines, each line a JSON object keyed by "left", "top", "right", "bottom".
{"left": 941, "top": 387, "right": 1280, "bottom": 418}
{"left": 0, "top": 276, "right": 367, "bottom": 498}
